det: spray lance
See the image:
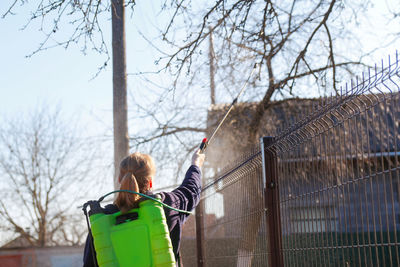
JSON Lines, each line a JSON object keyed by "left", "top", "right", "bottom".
{"left": 199, "top": 63, "right": 259, "bottom": 153}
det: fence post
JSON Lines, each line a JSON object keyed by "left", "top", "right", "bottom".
{"left": 261, "top": 136, "right": 284, "bottom": 267}
{"left": 195, "top": 200, "right": 205, "bottom": 267}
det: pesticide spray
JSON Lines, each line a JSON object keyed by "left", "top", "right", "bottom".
{"left": 199, "top": 63, "right": 259, "bottom": 153}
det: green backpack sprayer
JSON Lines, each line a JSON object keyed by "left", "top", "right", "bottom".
{"left": 82, "top": 64, "right": 258, "bottom": 267}
{"left": 82, "top": 190, "right": 191, "bottom": 267}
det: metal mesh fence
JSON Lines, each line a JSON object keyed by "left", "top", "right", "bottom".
{"left": 275, "top": 57, "right": 400, "bottom": 267}
{"left": 183, "top": 54, "right": 400, "bottom": 266}
{"left": 200, "top": 149, "right": 269, "bottom": 267}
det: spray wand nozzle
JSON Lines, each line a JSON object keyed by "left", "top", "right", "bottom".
{"left": 197, "top": 63, "right": 258, "bottom": 155}
{"left": 199, "top": 138, "right": 208, "bottom": 153}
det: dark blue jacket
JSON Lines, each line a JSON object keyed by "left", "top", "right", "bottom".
{"left": 83, "top": 165, "right": 202, "bottom": 267}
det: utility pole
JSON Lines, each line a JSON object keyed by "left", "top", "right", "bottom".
{"left": 209, "top": 27, "right": 216, "bottom": 105}
{"left": 112, "top": 0, "right": 129, "bottom": 189}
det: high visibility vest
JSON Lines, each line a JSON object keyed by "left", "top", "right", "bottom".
{"left": 89, "top": 197, "right": 176, "bottom": 267}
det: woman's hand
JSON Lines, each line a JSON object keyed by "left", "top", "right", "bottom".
{"left": 191, "top": 149, "right": 205, "bottom": 168}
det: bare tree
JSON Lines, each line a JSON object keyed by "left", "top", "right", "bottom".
{"left": 0, "top": 107, "right": 95, "bottom": 246}
{"left": 155, "top": 0, "right": 372, "bottom": 141}
{"left": 128, "top": 0, "right": 385, "bottom": 179}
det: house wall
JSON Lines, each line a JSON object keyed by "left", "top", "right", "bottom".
{"left": 0, "top": 246, "right": 84, "bottom": 267}
{"left": 279, "top": 159, "right": 400, "bottom": 234}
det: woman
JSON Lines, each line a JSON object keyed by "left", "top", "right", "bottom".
{"left": 83, "top": 149, "right": 205, "bottom": 267}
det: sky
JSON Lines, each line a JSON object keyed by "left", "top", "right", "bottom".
{"left": 0, "top": 1, "right": 165, "bottom": 133}
{"left": 1, "top": 9, "right": 106, "bottom": 120}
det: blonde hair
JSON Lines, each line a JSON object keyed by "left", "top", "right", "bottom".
{"left": 114, "top": 153, "right": 156, "bottom": 213}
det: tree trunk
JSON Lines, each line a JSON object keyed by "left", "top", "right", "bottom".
{"left": 111, "top": 0, "right": 129, "bottom": 190}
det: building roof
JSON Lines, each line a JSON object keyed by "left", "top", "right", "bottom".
{"left": 205, "top": 93, "right": 400, "bottom": 171}
{"left": 1, "top": 235, "right": 32, "bottom": 249}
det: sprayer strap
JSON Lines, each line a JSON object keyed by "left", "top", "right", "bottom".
{"left": 98, "top": 190, "right": 193, "bottom": 215}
